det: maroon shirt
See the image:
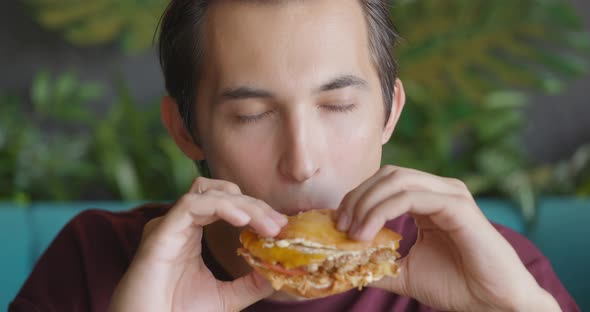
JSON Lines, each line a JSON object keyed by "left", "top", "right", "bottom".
{"left": 9, "top": 203, "right": 579, "bottom": 312}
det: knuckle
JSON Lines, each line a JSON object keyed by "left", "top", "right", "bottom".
{"left": 382, "top": 164, "right": 397, "bottom": 172}
{"left": 388, "top": 177, "right": 406, "bottom": 193}
{"left": 143, "top": 217, "right": 163, "bottom": 234}
{"left": 386, "top": 168, "right": 403, "bottom": 181}
{"left": 218, "top": 196, "right": 234, "bottom": 209}
{"left": 449, "top": 178, "right": 474, "bottom": 199}
{"left": 397, "top": 189, "right": 413, "bottom": 202}
{"left": 177, "top": 193, "right": 196, "bottom": 207}
{"left": 352, "top": 198, "right": 365, "bottom": 215}
{"left": 456, "top": 194, "right": 474, "bottom": 209}
{"left": 448, "top": 177, "right": 467, "bottom": 189}
{"left": 246, "top": 198, "right": 265, "bottom": 212}
{"left": 189, "top": 176, "right": 209, "bottom": 194}
{"left": 383, "top": 172, "right": 406, "bottom": 194}
{"left": 340, "top": 192, "right": 354, "bottom": 208}
{"left": 194, "top": 176, "right": 208, "bottom": 184}
{"left": 374, "top": 201, "right": 390, "bottom": 216}
{"left": 203, "top": 188, "right": 222, "bottom": 196}
{"left": 445, "top": 194, "right": 470, "bottom": 214}
{"left": 370, "top": 207, "right": 387, "bottom": 225}
{"left": 193, "top": 176, "right": 208, "bottom": 188}
{"left": 253, "top": 198, "right": 269, "bottom": 209}
{"left": 381, "top": 165, "right": 398, "bottom": 175}
{"left": 224, "top": 182, "right": 241, "bottom": 194}
{"left": 355, "top": 194, "right": 371, "bottom": 214}
{"left": 244, "top": 196, "right": 259, "bottom": 206}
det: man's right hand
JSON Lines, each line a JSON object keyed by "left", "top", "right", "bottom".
{"left": 109, "top": 177, "right": 287, "bottom": 312}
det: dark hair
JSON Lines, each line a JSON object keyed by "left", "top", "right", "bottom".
{"left": 158, "top": 0, "right": 399, "bottom": 175}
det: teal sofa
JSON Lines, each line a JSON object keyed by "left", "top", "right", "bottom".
{"left": 1, "top": 198, "right": 588, "bottom": 310}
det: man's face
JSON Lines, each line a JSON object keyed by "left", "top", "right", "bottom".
{"left": 194, "top": 0, "right": 399, "bottom": 216}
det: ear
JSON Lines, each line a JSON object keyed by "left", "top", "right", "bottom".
{"left": 161, "top": 96, "right": 205, "bottom": 160}
{"left": 381, "top": 79, "right": 406, "bottom": 144}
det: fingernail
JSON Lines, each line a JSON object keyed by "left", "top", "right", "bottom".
{"left": 337, "top": 213, "right": 350, "bottom": 232}
{"left": 235, "top": 209, "right": 251, "bottom": 224}
{"left": 272, "top": 212, "right": 288, "bottom": 226}
{"left": 266, "top": 220, "right": 280, "bottom": 235}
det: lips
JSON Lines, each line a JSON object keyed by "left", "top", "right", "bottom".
{"left": 284, "top": 206, "right": 316, "bottom": 216}
{"left": 275, "top": 198, "right": 317, "bottom": 216}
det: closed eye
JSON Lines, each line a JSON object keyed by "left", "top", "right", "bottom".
{"left": 236, "top": 111, "right": 275, "bottom": 124}
{"left": 321, "top": 103, "right": 357, "bottom": 113}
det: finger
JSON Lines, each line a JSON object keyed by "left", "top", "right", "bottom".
{"left": 233, "top": 194, "right": 287, "bottom": 237}
{"left": 188, "top": 177, "right": 287, "bottom": 228}
{"left": 336, "top": 166, "right": 394, "bottom": 231}
{"left": 189, "top": 177, "right": 242, "bottom": 195}
{"left": 346, "top": 169, "right": 468, "bottom": 235}
{"left": 162, "top": 192, "right": 286, "bottom": 239}
{"left": 368, "top": 257, "right": 410, "bottom": 297}
{"left": 344, "top": 173, "right": 393, "bottom": 234}
{"left": 221, "top": 271, "right": 273, "bottom": 311}
{"left": 160, "top": 193, "right": 251, "bottom": 235}
{"left": 351, "top": 191, "right": 482, "bottom": 241}
{"left": 142, "top": 216, "right": 164, "bottom": 236}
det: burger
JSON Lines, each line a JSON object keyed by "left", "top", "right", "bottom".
{"left": 237, "top": 209, "right": 402, "bottom": 299}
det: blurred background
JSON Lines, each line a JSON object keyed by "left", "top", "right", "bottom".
{"left": 1, "top": 0, "right": 589, "bottom": 310}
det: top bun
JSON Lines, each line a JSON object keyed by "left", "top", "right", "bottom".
{"left": 271, "top": 209, "right": 401, "bottom": 251}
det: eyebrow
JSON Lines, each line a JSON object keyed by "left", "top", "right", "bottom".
{"left": 219, "top": 86, "right": 274, "bottom": 102}
{"left": 318, "top": 75, "right": 369, "bottom": 93}
{"left": 217, "top": 74, "right": 368, "bottom": 104}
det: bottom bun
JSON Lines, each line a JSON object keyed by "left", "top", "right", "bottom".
{"left": 242, "top": 252, "right": 400, "bottom": 299}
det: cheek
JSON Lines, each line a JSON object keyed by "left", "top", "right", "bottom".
{"left": 325, "top": 110, "right": 384, "bottom": 179}
{"left": 206, "top": 119, "right": 277, "bottom": 187}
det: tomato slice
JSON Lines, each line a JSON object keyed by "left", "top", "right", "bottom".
{"left": 261, "top": 261, "right": 307, "bottom": 276}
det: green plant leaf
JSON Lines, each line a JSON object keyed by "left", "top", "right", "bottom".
{"left": 113, "top": 154, "right": 142, "bottom": 201}
{"left": 484, "top": 91, "right": 528, "bottom": 109}
{"left": 29, "top": 70, "right": 103, "bottom": 123}
{"left": 79, "top": 83, "right": 104, "bottom": 101}
{"left": 25, "top": 0, "right": 168, "bottom": 53}
{"left": 54, "top": 71, "right": 77, "bottom": 102}
{"left": 159, "top": 137, "right": 197, "bottom": 192}
{"left": 394, "top": 0, "right": 590, "bottom": 102}
{"left": 502, "top": 170, "right": 536, "bottom": 223}
{"left": 31, "top": 70, "right": 51, "bottom": 114}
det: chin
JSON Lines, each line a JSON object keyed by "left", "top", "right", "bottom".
{"left": 237, "top": 209, "right": 402, "bottom": 299}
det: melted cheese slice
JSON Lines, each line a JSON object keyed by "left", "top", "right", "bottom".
{"left": 275, "top": 209, "right": 401, "bottom": 250}
{"left": 240, "top": 229, "right": 328, "bottom": 269}
{"left": 240, "top": 209, "right": 402, "bottom": 269}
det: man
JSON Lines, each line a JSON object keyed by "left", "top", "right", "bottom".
{"left": 10, "top": 0, "right": 578, "bottom": 311}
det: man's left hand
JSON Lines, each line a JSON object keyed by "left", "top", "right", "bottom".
{"left": 335, "top": 165, "right": 560, "bottom": 312}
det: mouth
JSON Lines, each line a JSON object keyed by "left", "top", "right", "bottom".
{"left": 282, "top": 205, "right": 339, "bottom": 217}
{"left": 273, "top": 194, "right": 338, "bottom": 216}
{"left": 284, "top": 207, "right": 315, "bottom": 216}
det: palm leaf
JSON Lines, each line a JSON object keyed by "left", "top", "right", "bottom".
{"left": 24, "top": 0, "right": 167, "bottom": 53}
{"left": 393, "top": 0, "right": 590, "bottom": 102}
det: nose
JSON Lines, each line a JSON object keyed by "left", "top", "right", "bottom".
{"left": 278, "top": 114, "right": 320, "bottom": 183}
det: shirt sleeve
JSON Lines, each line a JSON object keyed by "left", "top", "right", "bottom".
{"left": 494, "top": 224, "right": 580, "bottom": 312}
{"left": 8, "top": 208, "right": 150, "bottom": 312}
{"left": 10, "top": 210, "right": 95, "bottom": 312}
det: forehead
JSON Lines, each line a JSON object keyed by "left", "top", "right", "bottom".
{"left": 202, "top": 0, "right": 375, "bottom": 92}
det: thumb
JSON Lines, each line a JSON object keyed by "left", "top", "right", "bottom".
{"left": 220, "top": 271, "right": 274, "bottom": 311}
{"left": 369, "top": 257, "right": 409, "bottom": 296}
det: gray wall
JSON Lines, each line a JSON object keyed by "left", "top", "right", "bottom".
{"left": 1, "top": 1, "right": 589, "bottom": 163}
{"left": 0, "top": 1, "right": 164, "bottom": 111}
{"left": 522, "top": 0, "right": 590, "bottom": 163}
